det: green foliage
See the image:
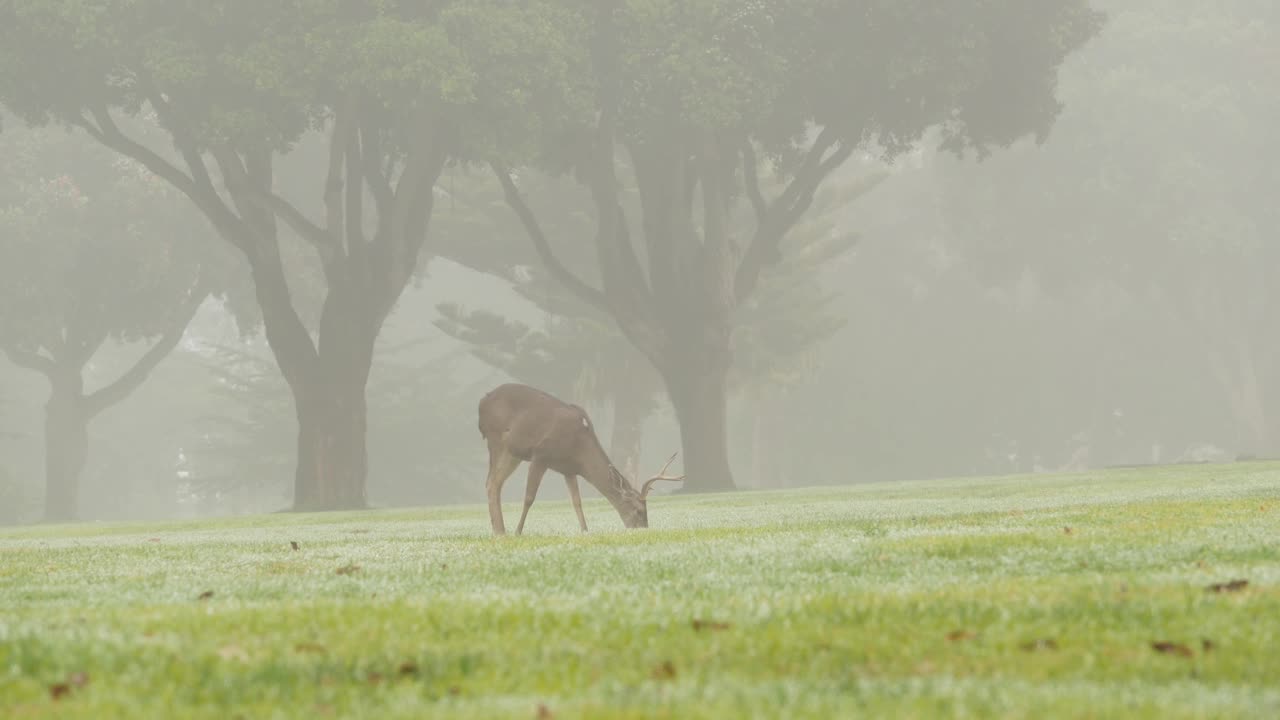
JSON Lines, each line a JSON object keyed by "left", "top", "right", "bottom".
{"left": 939, "top": 0, "right": 1277, "bottom": 295}
{"left": 0, "top": 123, "right": 221, "bottom": 356}
{"left": 0, "top": 463, "right": 1276, "bottom": 716}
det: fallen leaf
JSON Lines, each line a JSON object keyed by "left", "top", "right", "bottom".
{"left": 290, "top": 541, "right": 300, "bottom": 551}
{"left": 691, "top": 619, "right": 731, "bottom": 632}
{"left": 49, "top": 683, "right": 71, "bottom": 700}
{"left": 946, "top": 630, "right": 976, "bottom": 642}
{"left": 398, "top": 661, "right": 419, "bottom": 676}
{"left": 1206, "top": 579, "right": 1248, "bottom": 593}
{"left": 1152, "top": 641, "right": 1193, "bottom": 658}
{"left": 1201, "top": 638, "right": 1215, "bottom": 652}
{"left": 536, "top": 704, "right": 554, "bottom": 719}
{"left": 197, "top": 590, "right": 214, "bottom": 601}
{"left": 336, "top": 564, "right": 361, "bottom": 576}
{"left": 651, "top": 660, "right": 677, "bottom": 680}
{"left": 1020, "top": 638, "right": 1058, "bottom": 652}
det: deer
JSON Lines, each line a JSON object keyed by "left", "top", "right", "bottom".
{"left": 477, "top": 382, "right": 685, "bottom": 535}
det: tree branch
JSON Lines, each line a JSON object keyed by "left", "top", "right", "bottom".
{"left": 213, "top": 143, "right": 338, "bottom": 265}
{"left": 359, "top": 121, "right": 394, "bottom": 221}
{"left": 375, "top": 122, "right": 449, "bottom": 311}
{"left": 73, "top": 105, "right": 251, "bottom": 252}
{"left": 0, "top": 343, "right": 56, "bottom": 377}
{"left": 735, "top": 128, "right": 853, "bottom": 302}
{"left": 82, "top": 274, "right": 209, "bottom": 418}
{"left": 492, "top": 163, "right": 611, "bottom": 314}
{"left": 246, "top": 187, "right": 339, "bottom": 262}
{"left": 142, "top": 86, "right": 227, "bottom": 214}
{"left": 741, "top": 140, "right": 767, "bottom": 223}
{"left": 344, "top": 112, "right": 368, "bottom": 273}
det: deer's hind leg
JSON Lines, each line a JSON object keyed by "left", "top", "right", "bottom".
{"left": 515, "top": 460, "right": 548, "bottom": 535}
{"left": 485, "top": 437, "right": 522, "bottom": 536}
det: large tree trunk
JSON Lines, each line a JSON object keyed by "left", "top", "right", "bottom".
{"left": 663, "top": 350, "right": 736, "bottom": 493}
{"left": 289, "top": 281, "right": 378, "bottom": 512}
{"left": 42, "top": 382, "right": 88, "bottom": 523}
{"left": 292, "top": 379, "right": 369, "bottom": 511}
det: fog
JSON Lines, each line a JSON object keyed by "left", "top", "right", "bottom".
{"left": 1, "top": 0, "right": 1276, "bottom": 525}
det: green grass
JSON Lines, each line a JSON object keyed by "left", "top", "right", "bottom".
{"left": 2, "top": 463, "right": 1278, "bottom": 718}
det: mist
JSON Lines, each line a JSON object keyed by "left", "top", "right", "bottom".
{"left": 1, "top": 0, "right": 1275, "bottom": 525}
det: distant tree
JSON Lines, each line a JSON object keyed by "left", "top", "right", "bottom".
{"left": 180, "top": 334, "right": 483, "bottom": 513}
{"left": 0, "top": 1, "right": 586, "bottom": 509}
{"left": 433, "top": 171, "right": 664, "bottom": 480}
{"left": 0, "top": 124, "right": 220, "bottom": 521}
{"left": 495, "top": 1, "right": 1105, "bottom": 491}
{"left": 435, "top": 160, "right": 881, "bottom": 486}
{"left": 936, "top": 0, "right": 1280, "bottom": 459}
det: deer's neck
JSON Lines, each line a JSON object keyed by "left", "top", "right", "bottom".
{"left": 580, "top": 445, "right": 644, "bottom": 527}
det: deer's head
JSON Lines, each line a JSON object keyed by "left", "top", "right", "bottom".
{"left": 612, "top": 452, "right": 685, "bottom": 528}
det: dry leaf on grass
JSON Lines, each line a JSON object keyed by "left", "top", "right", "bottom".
{"left": 48, "top": 672, "right": 89, "bottom": 701}
{"left": 651, "top": 660, "right": 677, "bottom": 680}
{"left": 1151, "top": 641, "right": 1193, "bottom": 658}
{"left": 1205, "top": 579, "right": 1248, "bottom": 593}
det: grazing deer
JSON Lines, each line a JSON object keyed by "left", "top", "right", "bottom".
{"left": 477, "top": 383, "right": 684, "bottom": 535}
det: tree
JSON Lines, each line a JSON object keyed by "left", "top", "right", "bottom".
{"left": 435, "top": 161, "right": 880, "bottom": 487}
{"left": 935, "top": 0, "right": 1280, "bottom": 459}
{"left": 0, "top": 1, "right": 585, "bottom": 509}
{"left": 495, "top": 1, "right": 1105, "bottom": 491}
{"left": 432, "top": 171, "right": 664, "bottom": 481}
{"left": 0, "top": 123, "right": 216, "bottom": 521}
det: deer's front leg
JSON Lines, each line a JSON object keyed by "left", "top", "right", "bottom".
{"left": 515, "top": 460, "right": 547, "bottom": 535}
{"left": 565, "top": 474, "right": 588, "bottom": 533}
{"left": 486, "top": 449, "right": 521, "bottom": 536}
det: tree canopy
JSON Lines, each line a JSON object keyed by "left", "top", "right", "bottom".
{"left": 0, "top": 0, "right": 588, "bottom": 509}
{"left": 493, "top": 0, "right": 1105, "bottom": 490}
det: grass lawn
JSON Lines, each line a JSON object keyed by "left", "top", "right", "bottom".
{"left": 1, "top": 463, "right": 1278, "bottom": 718}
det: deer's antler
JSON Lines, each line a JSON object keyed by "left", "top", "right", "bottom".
{"left": 640, "top": 451, "right": 685, "bottom": 498}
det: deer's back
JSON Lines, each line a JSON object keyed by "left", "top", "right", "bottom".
{"left": 478, "top": 383, "right": 600, "bottom": 471}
